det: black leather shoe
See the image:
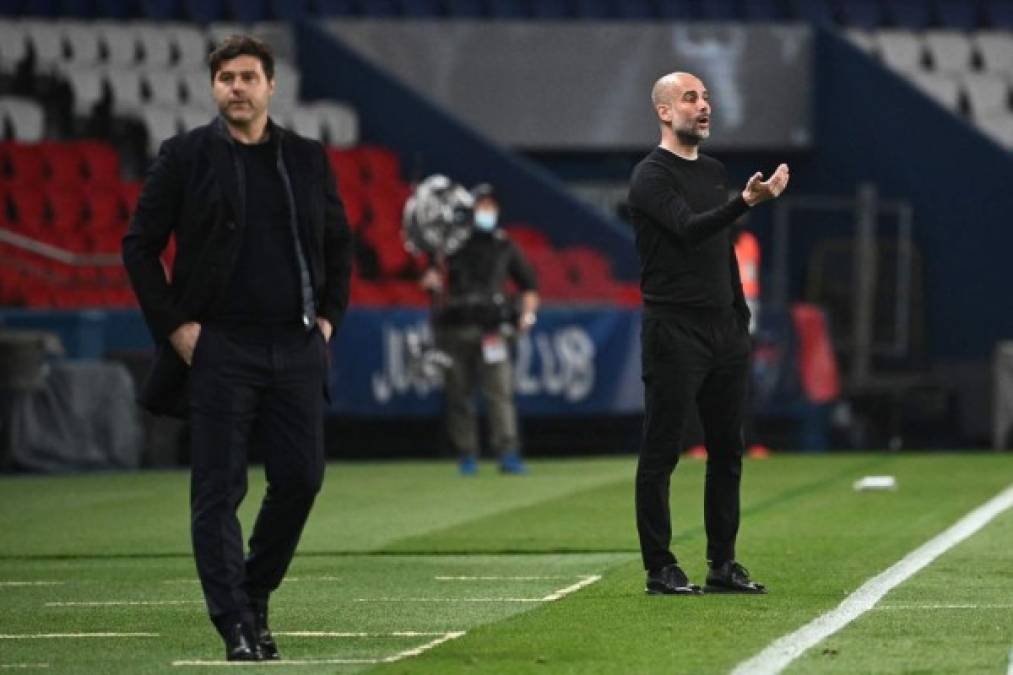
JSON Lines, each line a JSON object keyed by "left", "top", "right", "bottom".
{"left": 705, "top": 561, "right": 767, "bottom": 594}
{"left": 223, "top": 622, "right": 264, "bottom": 661}
{"left": 253, "top": 606, "right": 280, "bottom": 660}
{"left": 645, "top": 563, "right": 703, "bottom": 595}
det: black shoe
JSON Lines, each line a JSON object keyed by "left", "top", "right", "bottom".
{"left": 253, "top": 606, "right": 280, "bottom": 660}
{"left": 223, "top": 622, "right": 264, "bottom": 661}
{"left": 705, "top": 561, "right": 767, "bottom": 594}
{"left": 645, "top": 563, "right": 703, "bottom": 595}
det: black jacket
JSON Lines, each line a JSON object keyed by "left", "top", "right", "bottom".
{"left": 122, "top": 117, "right": 353, "bottom": 417}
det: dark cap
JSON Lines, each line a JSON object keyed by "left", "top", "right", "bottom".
{"left": 471, "top": 183, "right": 496, "bottom": 201}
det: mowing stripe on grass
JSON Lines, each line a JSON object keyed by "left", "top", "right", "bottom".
{"left": 0, "top": 665, "right": 49, "bottom": 670}
{"left": 355, "top": 574, "right": 602, "bottom": 604}
{"left": 434, "top": 576, "right": 574, "bottom": 581}
{"left": 0, "top": 582, "right": 62, "bottom": 587}
{"left": 875, "top": 603, "right": 1013, "bottom": 610}
{"left": 45, "top": 600, "right": 202, "bottom": 607}
{"left": 171, "top": 631, "right": 467, "bottom": 667}
{"left": 731, "top": 483, "right": 1013, "bottom": 675}
{"left": 275, "top": 632, "right": 453, "bottom": 638}
{"left": 0, "top": 633, "right": 158, "bottom": 639}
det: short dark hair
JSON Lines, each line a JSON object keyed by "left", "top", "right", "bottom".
{"left": 207, "top": 34, "right": 275, "bottom": 81}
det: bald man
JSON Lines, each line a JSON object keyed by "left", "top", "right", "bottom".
{"left": 627, "top": 72, "right": 789, "bottom": 596}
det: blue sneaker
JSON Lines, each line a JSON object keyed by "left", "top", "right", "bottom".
{"left": 499, "top": 452, "right": 528, "bottom": 475}
{"left": 458, "top": 456, "right": 478, "bottom": 476}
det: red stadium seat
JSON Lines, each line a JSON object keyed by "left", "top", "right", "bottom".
{"left": 39, "top": 143, "right": 85, "bottom": 186}
{"left": 119, "top": 181, "right": 143, "bottom": 216}
{"left": 45, "top": 184, "right": 87, "bottom": 234}
{"left": 76, "top": 141, "right": 122, "bottom": 186}
{"left": 327, "top": 147, "right": 365, "bottom": 193}
{"left": 355, "top": 145, "right": 401, "bottom": 184}
{"left": 504, "top": 224, "right": 552, "bottom": 257}
{"left": 0, "top": 143, "right": 47, "bottom": 184}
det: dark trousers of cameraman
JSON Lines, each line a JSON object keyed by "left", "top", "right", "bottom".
{"left": 437, "top": 325, "right": 518, "bottom": 458}
{"left": 635, "top": 307, "right": 750, "bottom": 571}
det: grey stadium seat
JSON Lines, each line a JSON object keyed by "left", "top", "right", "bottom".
{"left": 180, "top": 68, "right": 216, "bottom": 112}
{"left": 24, "top": 21, "right": 66, "bottom": 73}
{"left": 285, "top": 106, "right": 324, "bottom": 141}
{"left": 0, "top": 97, "right": 46, "bottom": 142}
{"left": 960, "top": 72, "right": 1011, "bottom": 119}
{"left": 875, "top": 30, "right": 925, "bottom": 73}
{"left": 0, "top": 20, "right": 29, "bottom": 74}
{"left": 978, "top": 113, "right": 1013, "bottom": 149}
{"left": 167, "top": 24, "right": 209, "bottom": 69}
{"left": 63, "top": 20, "right": 102, "bottom": 66}
{"left": 179, "top": 105, "right": 212, "bottom": 132}
{"left": 97, "top": 22, "right": 139, "bottom": 67}
{"left": 923, "top": 30, "right": 974, "bottom": 74}
{"left": 105, "top": 66, "right": 145, "bottom": 115}
{"left": 311, "top": 101, "right": 359, "bottom": 148}
{"left": 140, "top": 106, "right": 180, "bottom": 155}
{"left": 974, "top": 31, "right": 1013, "bottom": 73}
{"left": 844, "top": 28, "right": 877, "bottom": 55}
{"left": 63, "top": 64, "right": 107, "bottom": 116}
{"left": 143, "top": 67, "right": 183, "bottom": 107}
{"left": 135, "top": 23, "right": 174, "bottom": 68}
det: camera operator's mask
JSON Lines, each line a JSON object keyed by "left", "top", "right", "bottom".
{"left": 474, "top": 208, "right": 499, "bottom": 232}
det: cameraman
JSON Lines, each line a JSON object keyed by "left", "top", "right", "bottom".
{"left": 420, "top": 185, "right": 539, "bottom": 475}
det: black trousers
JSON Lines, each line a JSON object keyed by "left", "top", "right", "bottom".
{"left": 635, "top": 307, "right": 750, "bottom": 571}
{"left": 188, "top": 322, "right": 326, "bottom": 631}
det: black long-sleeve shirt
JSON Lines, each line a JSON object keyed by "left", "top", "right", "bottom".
{"left": 627, "top": 146, "right": 750, "bottom": 321}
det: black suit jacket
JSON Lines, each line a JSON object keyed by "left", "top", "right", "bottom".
{"left": 122, "top": 117, "right": 353, "bottom": 417}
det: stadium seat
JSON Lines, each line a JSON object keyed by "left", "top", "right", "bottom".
{"left": 355, "top": 145, "right": 401, "bottom": 184}
{"left": 0, "top": 20, "right": 29, "bottom": 73}
{"left": 923, "top": 30, "right": 974, "bottom": 73}
{"left": 974, "top": 30, "right": 1013, "bottom": 72}
{"left": 327, "top": 147, "right": 365, "bottom": 192}
{"left": 270, "top": 59, "right": 300, "bottom": 112}
{"left": 45, "top": 182, "right": 86, "bottom": 232}
{"left": 143, "top": 67, "right": 183, "bottom": 107}
{"left": 286, "top": 106, "right": 323, "bottom": 141}
{"left": 140, "top": 106, "right": 179, "bottom": 154}
{"left": 206, "top": 22, "right": 247, "bottom": 49}
{"left": 76, "top": 140, "right": 120, "bottom": 184}
{"left": 40, "top": 142, "right": 84, "bottom": 185}
{"left": 1, "top": 98, "right": 46, "bottom": 142}
{"left": 907, "top": 70, "right": 962, "bottom": 110}
{"left": 97, "top": 21, "right": 139, "bottom": 66}
{"left": 167, "top": 24, "right": 208, "bottom": 69}
{"left": 62, "top": 65, "right": 106, "bottom": 116}
{"left": 63, "top": 20, "right": 102, "bottom": 65}
{"left": 1, "top": 142, "right": 47, "bottom": 183}
{"left": 105, "top": 66, "right": 145, "bottom": 115}
{"left": 876, "top": 30, "right": 927, "bottom": 72}
{"left": 7, "top": 187, "right": 47, "bottom": 236}
{"left": 178, "top": 104, "right": 210, "bottom": 131}
{"left": 313, "top": 101, "right": 359, "bottom": 148}
{"left": 136, "top": 22, "right": 174, "bottom": 67}
{"left": 977, "top": 111, "right": 1013, "bottom": 147}
{"left": 936, "top": 0, "right": 982, "bottom": 29}
{"left": 180, "top": 68, "right": 214, "bottom": 111}
{"left": 24, "top": 20, "right": 65, "bottom": 72}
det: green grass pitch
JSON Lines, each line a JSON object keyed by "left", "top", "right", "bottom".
{"left": 1, "top": 454, "right": 1011, "bottom": 673}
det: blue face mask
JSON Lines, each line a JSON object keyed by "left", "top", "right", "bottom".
{"left": 474, "top": 209, "right": 498, "bottom": 231}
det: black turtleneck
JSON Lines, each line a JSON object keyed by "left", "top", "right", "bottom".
{"left": 627, "top": 146, "right": 750, "bottom": 320}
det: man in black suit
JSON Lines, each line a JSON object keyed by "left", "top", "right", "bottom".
{"left": 122, "top": 35, "right": 352, "bottom": 661}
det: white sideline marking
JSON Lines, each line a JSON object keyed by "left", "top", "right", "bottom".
{"left": 730, "top": 483, "right": 1013, "bottom": 675}
{"left": 0, "top": 633, "right": 158, "bottom": 639}
{"left": 171, "top": 631, "right": 466, "bottom": 667}
{"left": 875, "top": 603, "right": 1013, "bottom": 610}
{"left": 45, "top": 600, "right": 202, "bottom": 607}
{"left": 0, "top": 582, "right": 62, "bottom": 587}
{"left": 541, "top": 575, "right": 602, "bottom": 601}
{"left": 356, "top": 574, "right": 602, "bottom": 603}
{"left": 1007, "top": 647, "right": 1013, "bottom": 675}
